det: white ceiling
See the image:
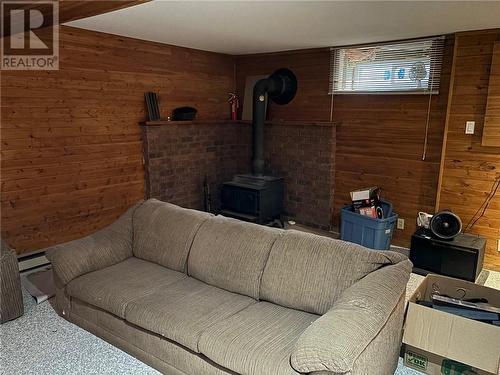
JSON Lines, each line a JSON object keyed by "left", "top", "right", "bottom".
{"left": 66, "top": 1, "right": 500, "bottom": 55}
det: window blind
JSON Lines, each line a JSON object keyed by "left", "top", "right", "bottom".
{"left": 329, "top": 36, "right": 445, "bottom": 94}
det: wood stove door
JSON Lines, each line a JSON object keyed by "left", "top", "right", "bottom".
{"left": 221, "top": 186, "right": 260, "bottom": 215}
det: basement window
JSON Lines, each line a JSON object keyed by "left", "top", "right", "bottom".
{"left": 329, "top": 36, "right": 445, "bottom": 94}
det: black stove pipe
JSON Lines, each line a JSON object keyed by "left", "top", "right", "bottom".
{"left": 252, "top": 78, "right": 279, "bottom": 176}
{"left": 251, "top": 68, "right": 297, "bottom": 176}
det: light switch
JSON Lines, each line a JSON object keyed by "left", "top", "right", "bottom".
{"left": 465, "top": 121, "right": 475, "bottom": 134}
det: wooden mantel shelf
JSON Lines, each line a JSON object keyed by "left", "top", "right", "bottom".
{"left": 141, "top": 119, "right": 239, "bottom": 126}
{"left": 264, "top": 120, "right": 336, "bottom": 127}
{"left": 141, "top": 119, "right": 335, "bottom": 127}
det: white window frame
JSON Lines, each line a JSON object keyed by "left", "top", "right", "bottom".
{"left": 329, "top": 36, "right": 445, "bottom": 95}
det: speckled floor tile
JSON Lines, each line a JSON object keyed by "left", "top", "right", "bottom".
{"left": 0, "top": 289, "right": 160, "bottom": 375}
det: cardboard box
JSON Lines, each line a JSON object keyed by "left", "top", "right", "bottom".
{"left": 403, "top": 274, "right": 500, "bottom": 375}
{"left": 350, "top": 186, "right": 379, "bottom": 201}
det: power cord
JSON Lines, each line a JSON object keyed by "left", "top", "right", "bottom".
{"left": 464, "top": 176, "right": 500, "bottom": 232}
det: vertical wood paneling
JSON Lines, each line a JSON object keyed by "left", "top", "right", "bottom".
{"left": 482, "top": 42, "right": 500, "bottom": 147}
{"left": 437, "top": 30, "right": 500, "bottom": 271}
{"left": 1, "top": 26, "right": 235, "bottom": 254}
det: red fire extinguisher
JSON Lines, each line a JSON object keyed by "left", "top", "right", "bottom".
{"left": 228, "top": 92, "right": 239, "bottom": 120}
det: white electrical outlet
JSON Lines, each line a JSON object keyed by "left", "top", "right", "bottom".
{"left": 465, "top": 121, "right": 475, "bottom": 134}
{"left": 397, "top": 218, "right": 405, "bottom": 230}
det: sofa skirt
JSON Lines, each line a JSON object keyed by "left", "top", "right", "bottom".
{"left": 62, "top": 293, "right": 404, "bottom": 375}
{"left": 69, "top": 298, "right": 236, "bottom": 375}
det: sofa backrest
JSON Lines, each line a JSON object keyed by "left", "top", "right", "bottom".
{"left": 188, "top": 215, "right": 282, "bottom": 299}
{"left": 133, "top": 199, "right": 212, "bottom": 272}
{"left": 260, "top": 230, "right": 407, "bottom": 315}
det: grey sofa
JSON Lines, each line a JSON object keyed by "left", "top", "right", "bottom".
{"left": 47, "top": 199, "right": 411, "bottom": 375}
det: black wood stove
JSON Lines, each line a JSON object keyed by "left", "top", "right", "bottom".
{"left": 221, "top": 174, "right": 284, "bottom": 224}
{"left": 220, "top": 68, "right": 297, "bottom": 224}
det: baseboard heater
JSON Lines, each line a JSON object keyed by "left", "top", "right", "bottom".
{"left": 18, "top": 249, "right": 50, "bottom": 273}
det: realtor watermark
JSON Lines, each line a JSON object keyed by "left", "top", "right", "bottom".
{"left": 1, "top": 1, "right": 59, "bottom": 70}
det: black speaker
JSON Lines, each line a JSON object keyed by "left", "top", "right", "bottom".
{"left": 410, "top": 229, "right": 486, "bottom": 282}
{"left": 429, "top": 210, "right": 462, "bottom": 240}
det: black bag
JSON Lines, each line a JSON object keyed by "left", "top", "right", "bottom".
{"left": 172, "top": 106, "right": 197, "bottom": 121}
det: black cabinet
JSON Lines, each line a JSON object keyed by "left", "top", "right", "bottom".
{"left": 410, "top": 229, "right": 486, "bottom": 282}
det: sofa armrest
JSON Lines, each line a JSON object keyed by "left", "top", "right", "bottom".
{"left": 291, "top": 258, "right": 412, "bottom": 375}
{"left": 46, "top": 202, "right": 142, "bottom": 286}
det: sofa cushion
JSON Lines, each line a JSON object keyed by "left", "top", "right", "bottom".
{"left": 132, "top": 199, "right": 212, "bottom": 272}
{"left": 67, "top": 257, "right": 186, "bottom": 318}
{"left": 125, "top": 277, "right": 255, "bottom": 353}
{"left": 188, "top": 215, "right": 282, "bottom": 299}
{"left": 260, "top": 230, "right": 407, "bottom": 315}
{"left": 198, "top": 302, "right": 317, "bottom": 375}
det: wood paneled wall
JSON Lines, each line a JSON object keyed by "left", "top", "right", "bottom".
{"left": 482, "top": 42, "right": 500, "bottom": 147}
{"left": 437, "top": 30, "right": 500, "bottom": 271}
{"left": 235, "top": 40, "right": 453, "bottom": 247}
{"left": 3, "top": 24, "right": 498, "bottom": 270}
{"left": 1, "top": 26, "right": 234, "bottom": 254}
{"left": 334, "top": 38, "right": 454, "bottom": 246}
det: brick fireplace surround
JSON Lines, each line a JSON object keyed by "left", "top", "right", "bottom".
{"left": 141, "top": 120, "right": 335, "bottom": 229}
